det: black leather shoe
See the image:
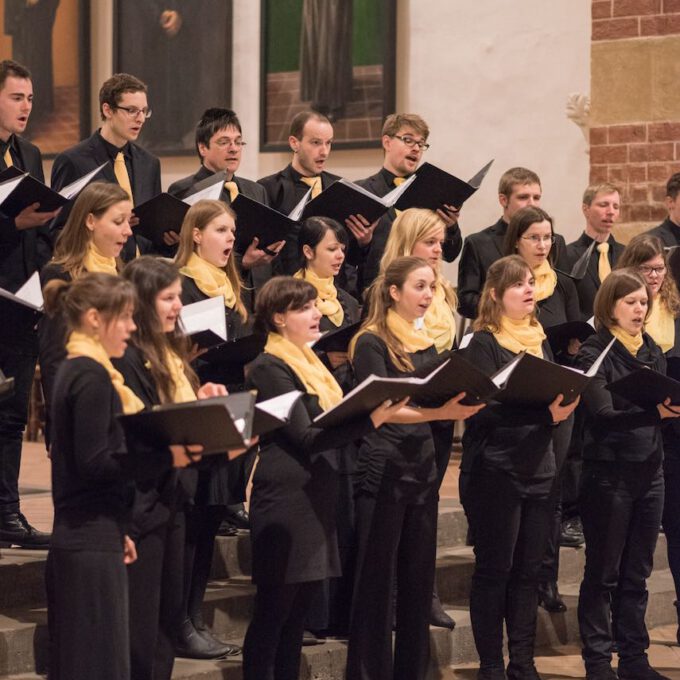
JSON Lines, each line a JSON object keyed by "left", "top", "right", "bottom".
{"left": 430, "top": 592, "right": 456, "bottom": 629}
{"left": 617, "top": 663, "right": 671, "bottom": 680}
{"left": 175, "top": 619, "right": 240, "bottom": 659}
{"left": 192, "top": 615, "right": 240, "bottom": 656}
{"left": 477, "top": 669, "right": 507, "bottom": 680}
{"left": 224, "top": 504, "right": 249, "bottom": 530}
{"left": 586, "top": 668, "right": 617, "bottom": 680}
{"left": 217, "top": 521, "right": 238, "bottom": 537}
{"left": 537, "top": 581, "right": 567, "bottom": 613}
{"left": 560, "top": 517, "right": 585, "bottom": 547}
{"left": 506, "top": 662, "right": 541, "bottom": 680}
{"left": 0, "top": 512, "right": 50, "bottom": 548}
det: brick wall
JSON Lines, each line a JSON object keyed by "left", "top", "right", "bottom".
{"left": 593, "top": 0, "right": 680, "bottom": 40}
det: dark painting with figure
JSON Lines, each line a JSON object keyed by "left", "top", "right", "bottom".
{"left": 0, "top": 0, "right": 88, "bottom": 156}
{"left": 114, "top": 0, "right": 233, "bottom": 155}
{"left": 260, "top": 0, "right": 396, "bottom": 151}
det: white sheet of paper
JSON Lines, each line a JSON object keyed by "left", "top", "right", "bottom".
{"left": 180, "top": 296, "right": 227, "bottom": 341}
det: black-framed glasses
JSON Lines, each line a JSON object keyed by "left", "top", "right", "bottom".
{"left": 391, "top": 134, "right": 430, "bottom": 151}
{"left": 639, "top": 264, "right": 666, "bottom": 276}
{"left": 114, "top": 105, "right": 152, "bottom": 119}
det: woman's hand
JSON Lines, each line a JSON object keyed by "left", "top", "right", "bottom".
{"left": 123, "top": 535, "right": 137, "bottom": 565}
{"left": 370, "top": 398, "right": 410, "bottom": 428}
{"left": 549, "top": 394, "right": 580, "bottom": 424}
{"left": 187, "top": 343, "right": 208, "bottom": 363}
{"left": 437, "top": 392, "right": 485, "bottom": 421}
{"left": 197, "top": 382, "right": 228, "bottom": 400}
{"left": 657, "top": 398, "right": 680, "bottom": 419}
{"left": 227, "top": 435, "right": 260, "bottom": 460}
{"left": 567, "top": 338, "right": 582, "bottom": 356}
{"left": 169, "top": 444, "right": 203, "bottom": 467}
{"left": 326, "top": 351, "right": 349, "bottom": 370}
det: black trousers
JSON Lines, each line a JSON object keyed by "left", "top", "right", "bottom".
{"left": 0, "top": 344, "right": 37, "bottom": 512}
{"left": 577, "top": 460, "right": 664, "bottom": 674}
{"left": 663, "top": 469, "right": 680, "bottom": 604}
{"left": 47, "top": 546, "right": 130, "bottom": 680}
{"left": 461, "top": 469, "right": 552, "bottom": 673}
{"left": 128, "top": 510, "right": 185, "bottom": 680}
{"left": 345, "top": 491, "right": 437, "bottom": 680}
{"left": 242, "top": 580, "right": 319, "bottom": 680}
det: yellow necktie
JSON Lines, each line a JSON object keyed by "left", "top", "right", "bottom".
{"left": 393, "top": 176, "right": 406, "bottom": 215}
{"left": 114, "top": 152, "right": 133, "bottom": 201}
{"left": 224, "top": 181, "right": 239, "bottom": 203}
{"left": 3, "top": 148, "right": 12, "bottom": 168}
{"left": 300, "top": 176, "right": 322, "bottom": 198}
{"left": 597, "top": 242, "right": 611, "bottom": 283}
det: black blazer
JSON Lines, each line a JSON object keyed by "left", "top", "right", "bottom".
{"left": 356, "top": 168, "right": 463, "bottom": 295}
{"left": 566, "top": 232, "right": 625, "bottom": 321}
{"left": 50, "top": 131, "right": 160, "bottom": 260}
{"left": 457, "top": 218, "right": 569, "bottom": 320}
{"left": 258, "top": 163, "right": 341, "bottom": 276}
{"left": 0, "top": 136, "right": 52, "bottom": 290}
{"left": 647, "top": 217, "right": 680, "bottom": 248}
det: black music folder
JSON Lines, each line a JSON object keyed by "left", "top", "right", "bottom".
{"left": 545, "top": 320, "right": 596, "bottom": 354}
{"left": 0, "top": 272, "right": 43, "bottom": 344}
{"left": 231, "top": 193, "right": 298, "bottom": 251}
{"left": 606, "top": 368, "right": 680, "bottom": 409}
{"left": 0, "top": 368, "right": 14, "bottom": 402}
{"left": 393, "top": 160, "right": 494, "bottom": 211}
{"left": 132, "top": 193, "right": 189, "bottom": 245}
{"left": 557, "top": 239, "right": 597, "bottom": 281}
{"left": 253, "top": 390, "right": 303, "bottom": 436}
{"left": 312, "top": 321, "right": 361, "bottom": 353}
{"left": 119, "top": 392, "right": 257, "bottom": 456}
{"left": 201, "top": 334, "right": 267, "bottom": 365}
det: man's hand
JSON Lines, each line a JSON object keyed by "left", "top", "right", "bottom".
{"left": 241, "top": 237, "right": 285, "bottom": 269}
{"left": 162, "top": 230, "right": 180, "bottom": 246}
{"left": 436, "top": 204, "right": 461, "bottom": 228}
{"left": 129, "top": 215, "right": 140, "bottom": 228}
{"left": 345, "top": 214, "right": 378, "bottom": 246}
{"left": 15, "top": 203, "right": 60, "bottom": 231}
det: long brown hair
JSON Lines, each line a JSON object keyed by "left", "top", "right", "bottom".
{"left": 122, "top": 257, "right": 199, "bottom": 403}
{"left": 615, "top": 233, "right": 680, "bottom": 317}
{"left": 352, "top": 256, "right": 433, "bottom": 372}
{"left": 473, "top": 255, "right": 540, "bottom": 332}
{"left": 52, "top": 182, "right": 131, "bottom": 279}
{"left": 174, "top": 199, "right": 248, "bottom": 321}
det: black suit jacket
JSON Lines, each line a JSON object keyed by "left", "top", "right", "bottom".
{"left": 0, "top": 136, "right": 52, "bottom": 290}
{"left": 50, "top": 131, "right": 161, "bottom": 261}
{"left": 566, "top": 232, "right": 624, "bottom": 321}
{"left": 258, "top": 163, "right": 341, "bottom": 276}
{"left": 356, "top": 168, "right": 463, "bottom": 295}
{"left": 648, "top": 217, "right": 680, "bottom": 288}
{"left": 457, "top": 218, "right": 569, "bottom": 320}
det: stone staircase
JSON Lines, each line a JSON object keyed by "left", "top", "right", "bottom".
{"left": 0, "top": 497, "right": 675, "bottom": 679}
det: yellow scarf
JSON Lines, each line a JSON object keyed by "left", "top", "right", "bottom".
{"left": 264, "top": 332, "right": 343, "bottom": 411}
{"left": 492, "top": 315, "right": 546, "bottom": 358}
{"left": 164, "top": 349, "right": 197, "bottom": 404}
{"left": 610, "top": 325, "right": 644, "bottom": 357}
{"left": 386, "top": 308, "right": 434, "bottom": 352}
{"left": 66, "top": 331, "right": 144, "bottom": 414}
{"left": 83, "top": 242, "right": 117, "bottom": 275}
{"left": 532, "top": 260, "right": 558, "bottom": 302}
{"left": 180, "top": 253, "right": 237, "bottom": 309}
{"left": 645, "top": 298, "right": 676, "bottom": 354}
{"left": 424, "top": 283, "right": 456, "bottom": 353}
{"left": 294, "top": 268, "right": 344, "bottom": 327}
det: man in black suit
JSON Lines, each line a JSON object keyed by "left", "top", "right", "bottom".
{"left": 355, "top": 113, "right": 462, "bottom": 295}
{"left": 50, "top": 73, "right": 161, "bottom": 260}
{"left": 168, "top": 107, "right": 283, "bottom": 301}
{"left": 566, "top": 182, "right": 625, "bottom": 321}
{"left": 0, "top": 60, "right": 57, "bottom": 547}
{"left": 648, "top": 173, "right": 680, "bottom": 286}
{"left": 457, "top": 167, "right": 570, "bottom": 319}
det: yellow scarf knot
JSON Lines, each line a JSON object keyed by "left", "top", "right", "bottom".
{"left": 83, "top": 242, "right": 118, "bottom": 275}
{"left": 645, "top": 298, "right": 675, "bottom": 354}
{"left": 180, "top": 253, "right": 236, "bottom": 309}
{"left": 424, "top": 283, "right": 456, "bottom": 353}
{"left": 386, "top": 308, "right": 434, "bottom": 353}
{"left": 294, "top": 269, "right": 344, "bottom": 327}
{"left": 492, "top": 315, "right": 546, "bottom": 358}
{"left": 164, "top": 348, "right": 197, "bottom": 403}
{"left": 532, "top": 260, "right": 558, "bottom": 303}
{"left": 610, "top": 325, "right": 644, "bottom": 357}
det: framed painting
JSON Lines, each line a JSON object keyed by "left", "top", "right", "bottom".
{"left": 260, "top": 0, "right": 397, "bottom": 151}
{"left": 113, "top": 0, "right": 233, "bottom": 156}
{"left": 0, "top": 0, "right": 90, "bottom": 157}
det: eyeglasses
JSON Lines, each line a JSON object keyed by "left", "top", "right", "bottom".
{"left": 520, "top": 235, "right": 555, "bottom": 245}
{"left": 213, "top": 139, "right": 247, "bottom": 148}
{"left": 639, "top": 265, "right": 666, "bottom": 276}
{"left": 391, "top": 134, "right": 430, "bottom": 151}
{"left": 114, "top": 106, "right": 152, "bottom": 119}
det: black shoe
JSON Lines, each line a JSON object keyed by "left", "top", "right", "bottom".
{"left": 674, "top": 600, "right": 680, "bottom": 645}
{"left": 0, "top": 512, "right": 50, "bottom": 548}
{"left": 537, "top": 581, "right": 567, "bottom": 613}
{"left": 192, "top": 616, "right": 241, "bottom": 656}
{"left": 477, "top": 669, "right": 507, "bottom": 680}
{"left": 430, "top": 592, "right": 456, "bottom": 629}
{"left": 560, "top": 517, "right": 585, "bottom": 547}
{"left": 617, "top": 663, "right": 671, "bottom": 680}
{"left": 175, "top": 619, "right": 240, "bottom": 659}
{"left": 586, "top": 667, "right": 617, "bottom": 680}
{"left": 217, "top": 521, "right": 238, "bottom": 537}
{"left": 302, "top": 630, "right": 325, "bottom": 646}
{"left": 224, "top": 504, "right": 249, "bottom": 530}
{"left": 506, "top": 662, "right": 541, "bottom": 680}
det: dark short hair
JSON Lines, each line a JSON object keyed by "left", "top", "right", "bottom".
{"left": 99, "top": 73, "right": 147, "bottom": 120}
{"left": 254, "top": 277, "right": 317, "bottom": 335}
{"left": 667, "top": 172, "right": 680, "bottom": 200}
{"left": 195, "top": 107, "right": 242, "bottom": 158}
{"left": 593, "top": 268, "right": 652, "bottom": 330}
{"left": 298, "top": 216, "right": 348, "bottom": 267}
{"left": 0, "top": 60, "right": 31, "bottom": 90}
{"left": 289, "top": 110, "right": 331, "bottom": 139}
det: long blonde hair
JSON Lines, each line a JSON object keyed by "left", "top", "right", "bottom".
{"left": 52, "top": 182, "right": 130, "bottom": 279}
{"left": 378, "top": 208, "right": 457, "bottom": 308}
{"left": 174, "top": 199, "right": 248, "bottom": 321}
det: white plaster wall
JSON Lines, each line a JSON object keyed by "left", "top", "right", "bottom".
{"left": 48, "top": 0, "right": 591, "bottom": 279}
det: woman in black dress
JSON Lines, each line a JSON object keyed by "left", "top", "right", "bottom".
{"left": 576, "top": 269, "right": 679, "bottom": 680}
{"left": 346, "top": 256, "right": 484, "bottom": 680}
{"left": 243, "top": 275, "right": 402, "bottom": 680}
{"left": 44, "top": 272, "right": 191, "bottom": 680}
{"left": 461, "top": 255, "right": 578, "bottom": 680}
